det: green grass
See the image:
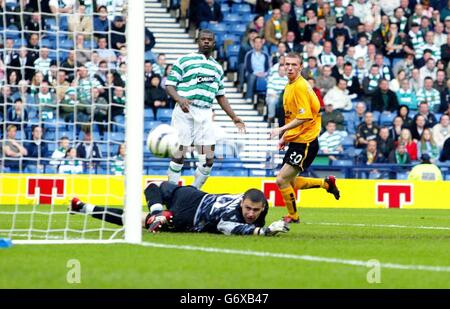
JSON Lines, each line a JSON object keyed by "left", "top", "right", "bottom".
{"left": 1, "top": 207, "right": 450, "bottom": 288}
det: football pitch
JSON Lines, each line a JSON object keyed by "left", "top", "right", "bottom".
{"left": 1, "top": 207, "right": 449, "bottom": 288}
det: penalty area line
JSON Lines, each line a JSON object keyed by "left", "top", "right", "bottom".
{"left": 140, "top": 241, "right": 450, "bottom": 273}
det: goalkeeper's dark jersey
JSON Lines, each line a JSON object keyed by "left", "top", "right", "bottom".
{"left": 192, "top": 194, "right": 262, "bottom": 235}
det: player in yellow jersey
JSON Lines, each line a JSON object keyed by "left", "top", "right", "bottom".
{"left": 270, "top": 52, "right": 340, "bottom": 223}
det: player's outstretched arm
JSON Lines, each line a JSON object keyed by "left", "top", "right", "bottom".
{"left": 216, "top": 95, "right": 246, "bottom": 133}
{"left": 254, "top": 220, "right": 290, "bottom": 236}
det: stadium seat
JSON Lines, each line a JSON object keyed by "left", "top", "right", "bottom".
{"left": 220, "top": 3, "right": 229, "bottom": 13}
{"left": 227, "top": 55, "right": 238, "bottom": 71}
{"left": 209, "top": 23, "right": 227, "bottom": 35}
{"left": 342, "top": 135, "right": 355, "bottom": 148}
{"left": 331, "top": 160, "right": 353, "bottom": 167}
{"left": 228, "top": 23, "right": 247, "bottom": 36}
{"left": 110, "top": 132, "right": 125, "bottom": 142}
{"left": 342, "top": 112, "right": 352, "bottom": 126}
{"left": 231, "top": 3, "right": 251, "bottom": 14}
{"left": 199, "top": 21, "right": 210, "bottom": 30}
{"left": 396, "top": 172, "right": 408, "bottom": 180}
{"left": 144, "top": 109, "right": 154, "bottom": 121}
{"left": 40, "top": 38, "right": 51, "bottom": 48}
{"left": 379, "top": 112, "right": 395, "bottom": 126}
{"left": 144, "top": 120, "right": 162, "bottom": 130}
{"left": 255, "top": 77, "right": 267, "bottom": 93}
{"left": 223, "top": 13, "right": 241, "bottom": 24}
{"left": 372, "top": 111, "right": 381, "bottom": 123}
{"left": 59, "top": 39, "right": 74, "bottom": 51}
{"left": 156, "top": 109, "right": 173, "bottom": 122}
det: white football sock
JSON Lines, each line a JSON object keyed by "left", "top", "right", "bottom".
{"left": 168, "top": 161, "right": 183, "bottom": 184}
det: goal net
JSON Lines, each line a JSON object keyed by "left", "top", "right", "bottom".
{"left": 0, "top": 0, "right": 143, "bottom": 244}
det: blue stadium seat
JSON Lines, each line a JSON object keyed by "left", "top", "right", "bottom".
{"left": 13, "top": 38, "right": 27, "bottom": 48}
{"left": 227, "top": 44, "right": 240, "bottom": 57}
{"left": 331, "top": 160, "right": 353, "bottom": 167}
{"left": 156, "top": 109, "right": 173, "bottom": 122}
{"left": 342, "top": 135, "right": 355, "bottom": 148}
{"left": 342, "top": 112, "right": 352, "bottom": 126}
{"left": 110, "top": 132, "right": 125, "bottom": 142}
{"left": 45, "top": 165, "right": 58, "bottom": 174}
{"left": 59, "top": 39, "right": 74, "bottom": 51}
{"left": 241, "top": 13, "right": 256, "bottom": 23}
{"left": 40, "top": 38, "right": 51, "bottom": 48}
{"left": 227, "top": 55, "right": 238, "bottom": 71}
{"left": 6, "top": 25, "right": 20, "bottom": 40}
{"left": 221, "top": 3, "right": 230, "bottom": 13}
{"left": 144, "top": 109, "right": 154, "bottom": 120}
{"left": 47, "top": 142, "right": 57, "bottom": 154}
{"left": 228, "top": 23, "right": 247, "bottom": 36}
{"left": 44, "top": 18, "right": 57, "bottom": 31}
{"left": 223, "top": 13, "right": 240, "bottom": 24}
{"left": 255, "top": 77, "right": 267, "bottom": 93}
{"left": 372, "top": 110, "right": 381, "bottom": 123}
{"left": 44, "top": 131, "right": 56, "bottom": 141}
{"left": 231, "top": 3, "right": 251, "bottom": 14}
{"left": 396, "top": 172, "right": 408, "bottom": 180}
{"left": 199, "top": 21, "right": 210, "bottom": 30}
{"left": 209, "top": 22, "right": 227, "bottom": 35}
{"left": 144, "top": 120, "right": 162, "bottom": 130}
{"left": 379, "top": 112, "right": 395, "bottom": 126}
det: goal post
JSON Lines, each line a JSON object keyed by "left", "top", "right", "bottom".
{"left": 0, "top": 0, "right": 144, "bottom": 245}
{"left": 124, "top": 0, "right": 144, "bottom": 244}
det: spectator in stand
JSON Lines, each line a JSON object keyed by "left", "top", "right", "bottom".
{"left": 92, "top": 88, "right": 109, "bottom": 136}
{"left": 419, "top": 58, "right": 437, "bottom": 81}
{"left": 196, "top": 0, "right": 223, "bottom": 28}
{"left": 7, "top": 71, "right": 19, "bottom": 95}
{"left": 362, "top": 65, "right": 382, "bottom": 103}
{"left": 96, "top": 36, "right": 117, "bottom": 68}
{"left": 410, "top": 68, "right": 423, "bottom": 93}
{"left": 356, "top": 112, "right": 379, "bottom": 149}
{"left": 110, "top": 15, "right": 126, "bottom": 50}
{"left": 246, "top": 16, "right": 265, "bottom": 40}
{"left": 111, "top": 86, "right": 126, "bottom": 118}
{"left": 390, "top": 116, "right": 405, "bottom": 141}
{"left": 416, "top": 77, "right": 441, "bottom": 113}
{"left": 318, "top": 120, "right": 345, "bottom": 161}
{"left": 3, "top": 124, "right": 28, "bottom": 172}
{"left": 6, "top": 98, "right": 28, "bottom": 131}
{"left": 417, "top": 31, "right": 441, "bottom": 61}
{"left": 340, "top": 62, "right": 361, "bottom": 100}
{"left": 61, "top": 50, "right": 76, "bottom": 81}
{"left": 318, "top": 41, "right": 337, "bottom": 68}
{"left": 418, "top": 128, "right": 440, "bottom": 162}
{"left": 68, "top": 4, "right": 93, "bottom": 37}
{"left": 152, "top": 54, "right": 166, "bottom": 77}
{"left": 74, "top": 34, "right": 92, "bottom": 67}
{"left": 244, "top": 36, "right": 270, "bottom": 104}
{"left": 145, "top": 27, "right": 156, "bottom": 63}
{"left": 24, "top": 125, "right": 48, "bottom": 170}
{"left": 321, "top": 103, "right": 345, "bottom": 133}
{"left": 398, "top": 128, "right": 418, "bottom": 161}
{"left": 264, "top": 8, "right": 287, "bottom": 50}
{"left": 396, "top": 79, "right": 418, "bottom": 111}
{"left": 397, "top": 105, "right": 414, "bottom": 129}
{"left": 329, "top": 17, "right": 352, "bottom": 45}
{"left": 302, "top": 56, "right": 319, "bottom": 80}
{"left": 111, "top": 143, "right": 125, "bottom": 176}
{"left": 271, "top": 42, "right": 287, "bottom": 65}
{"left": 343, "top": 4, "right": 361, "bottom": 36}
{"left": 358, "top": 140, "right": 386, "bottom": 179}
{"left": 415, "top": 101, "right": 438, "bottom": 128}
{"left": 433, "top": 69, "right": 447, "bottom": 95}
{"left": 347, "top": 102, "right": 367, "bottom": 136}
{"left": 94, "top": 5, "right": 110, "bottom": 38}
{"left": 377, "top": 127, "right": 395, "bottom": 161}
{"left": 323, "top": 78, "right": 352, "bottom": 111}
{"left": 76, "top": 126, "right": 102, "bottom": 168}
{"left": 316, "top": 65, "right": 336, "bottom": 97}
{"left": 59, "top": 147, "right": 83, "bottom": 174}
{"left": 432, "top": 114, "right": 450, "bottom": 149}
{"left": 389, "top": 70, "right": 406, "bottom": 93}
{"left": 410, "top": 115, "right": 429, "bottom": 142}
{"left": 146, "top": 75, "right": 167, "bottom": 120}
{"left": 49, "top": 0, "right": 74, "bottom": 14}
{"left": 50, "top": 136, "right": 70, "bottom": 166}
{"left": 388, "top": 142, "right": 411, "bottom": 165}
{"left": 371, "top": 79, "right": 399, "bottom": 114}
{"left": 441, "top": 33, "right": 450, "bottom": 66}
{"left": 34, "top": 81, "right": 57, "bottom": 122}
{"left": 10, "top": 46, "right": 34, "bottom": 81}
{"left": 334, "top": 34, "right": 348, "bottom": 59}
{"left": 33, "top": 46, "right": 52, "bottom": 78}
{"left": 285, "top": 31, "right": 302, "bottom": 53}
{"left": 266, "top": 64, "right": 288, "bottom": 124}
{"left": 237, "top": 29, "right": 258, "bottom": 91}
{"left": 440, "top": 137, "right": 450, "bottom": 162}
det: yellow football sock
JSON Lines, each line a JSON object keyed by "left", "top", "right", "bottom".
{"left": 279, "top": 186, "right": 299, "bottom": 219}
{"left": 293, "top": 177, "right": 328, "bottom": 191}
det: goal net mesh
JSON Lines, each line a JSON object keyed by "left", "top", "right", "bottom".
{"left": 0, "top": 0, "right": 135, "bottom": 243}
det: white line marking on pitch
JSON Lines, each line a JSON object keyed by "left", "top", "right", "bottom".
{"left": 140, "top": 242, "right": 450, "bottom": 273}
{"left": 303, "top": 222, "right": 450, "bottom": 231}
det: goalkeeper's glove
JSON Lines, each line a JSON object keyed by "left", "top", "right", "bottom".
{"left": 258, "top": 220, "right": 290, "bottom": 236}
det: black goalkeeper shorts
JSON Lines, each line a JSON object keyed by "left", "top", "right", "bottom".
{"left": 160, "top": 182, "right": 207, "bottom": 231}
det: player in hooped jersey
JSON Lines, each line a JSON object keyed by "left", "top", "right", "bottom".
{"left": 270, "top": 52, "right": 341, "bottom": 224}
{"left": 70, "top": 182, "right": 289, "bottom": 236}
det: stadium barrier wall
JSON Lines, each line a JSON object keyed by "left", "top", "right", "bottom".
{"left": 0, "top": 175, "right": 449, "bottom": 209}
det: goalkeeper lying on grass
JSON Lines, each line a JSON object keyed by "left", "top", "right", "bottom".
{"left": 71, "top": 181, "right": 289, "bottom": 236}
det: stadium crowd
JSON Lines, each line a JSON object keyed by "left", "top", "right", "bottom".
{"left": 183, "top": 0, "right": 450, "bottom": 178}
{"left": 1, "top": 0, "right": 450, "bottom": 179}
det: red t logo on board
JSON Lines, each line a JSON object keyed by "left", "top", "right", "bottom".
{"left": 376, "top": 184, "right": 413, "bottom": 208}
{"left": 27, "top": 178, "right": 65, "bottom": 205}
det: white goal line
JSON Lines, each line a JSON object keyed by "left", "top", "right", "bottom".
{"left": 139, "top": 241, "right": 450, "bottom": 273}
